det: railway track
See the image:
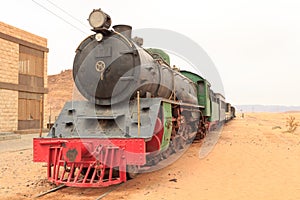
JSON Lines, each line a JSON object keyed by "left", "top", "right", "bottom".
{"left": 34, "top": 184, "right": 67, "bottom": 198}
{"left": 34, "top": 183, "right": 123, "bottom": 199}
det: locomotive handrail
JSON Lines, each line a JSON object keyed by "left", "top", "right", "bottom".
{"left": 162, "top": 98, "right": 205, "bottom": 108}
{"left": 112, "top": 30, "right": 133, "bottom": 47}
{"left": 77, "top": 114, "right": 124, "bottom": 119}
{"left": 38, "top": 140, "right": 69, "bottom": 145}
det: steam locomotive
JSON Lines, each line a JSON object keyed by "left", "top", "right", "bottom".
{"left": 33, "top": 9, "right": 235, "bottom": 187}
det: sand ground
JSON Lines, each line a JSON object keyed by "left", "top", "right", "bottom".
{"left": 0, "top": 112, "right": 300, "bottom": 200}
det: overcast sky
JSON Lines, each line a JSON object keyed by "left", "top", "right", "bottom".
{"left": 1, "top": 0, "right": 300, "bottom": 106}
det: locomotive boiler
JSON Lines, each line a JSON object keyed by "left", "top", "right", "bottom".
{"left": 73, "top": 10, "right": 197, "bottom": 106}
{"left": 33, "top": 8, "right": 233, "bottom": 188}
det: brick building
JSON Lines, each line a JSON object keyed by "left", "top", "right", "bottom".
{"left": 0, "top": 22, "right": 48, "bottom": 133}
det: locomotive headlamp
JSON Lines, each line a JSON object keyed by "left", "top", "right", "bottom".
{"left": 88, "top": 9, "right": 111, "bottom": 29}
{"left": 95, "top": 33, "right": 103, "bottom": 41}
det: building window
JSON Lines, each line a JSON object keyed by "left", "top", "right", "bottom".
{"left": 19, "top": 45, "right": 44, "bottom": 77}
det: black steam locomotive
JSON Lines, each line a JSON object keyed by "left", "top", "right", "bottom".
{"left": 33, "top": 9, "right": 235, "bottom": 187}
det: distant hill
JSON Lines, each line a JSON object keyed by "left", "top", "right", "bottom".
{"left": 48, "top": 69, "right": 74, "bottom": 122}
{"left": 235, "top": 105, "right": 300, "bottom": 113}
{"left": 48, "top": 69, "right": 84, "bottom": 122}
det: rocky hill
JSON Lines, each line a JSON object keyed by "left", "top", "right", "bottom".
{"left": 48, "top": 69, "right": 84, "bottom": 122}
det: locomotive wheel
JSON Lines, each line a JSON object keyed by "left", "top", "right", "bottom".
{"left": 199, "top": 132, "right": 206, "bottom": 139}
{"left": 162, "top": 146, "right": 173, "bottom": 159}
{"left": 127, "top": 165, "right": 139, "bottom": 179}
{"left": 179, "top": 135, "right": 187, "bottom": 149}
{"left": 171, "top": 137, "right": 183, "bottom": 153}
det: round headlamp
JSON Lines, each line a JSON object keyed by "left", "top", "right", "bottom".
{"left": 95, "top": 33, "right": 103, "bottom": 42}
{"left": 88, "top": 9, "right": 111, "bottom": 29}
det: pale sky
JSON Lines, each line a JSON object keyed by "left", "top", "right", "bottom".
{"left": 1, "top": 0, "right": 300, "bottom": 106}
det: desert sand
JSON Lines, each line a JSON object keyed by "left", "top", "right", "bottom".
{"left": 0, "top": 112, "right": 300, "bottom": 200}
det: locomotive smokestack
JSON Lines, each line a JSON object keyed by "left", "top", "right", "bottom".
{"left": 113, "top": 25, "right": 132, "bottom": 39}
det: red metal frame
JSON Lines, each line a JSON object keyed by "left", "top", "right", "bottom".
{"left": 33, "top": 138, "right": 146, "bottom": 187}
